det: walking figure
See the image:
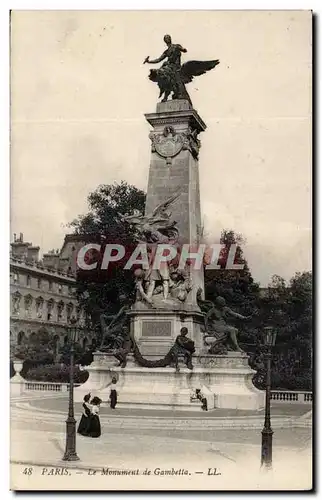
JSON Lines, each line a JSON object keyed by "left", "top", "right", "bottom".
{"left": 77, "top": 393, "right": 91, "bottom": 436}
{"left": 110, "top": 377, "right": 118, "bottom": 409}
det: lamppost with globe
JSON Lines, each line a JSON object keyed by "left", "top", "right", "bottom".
{"left": 261, "top": 325, "right": 277, "bottom": 469}
{"left": 62, "top": 316, "right": 80, "bottom": 462}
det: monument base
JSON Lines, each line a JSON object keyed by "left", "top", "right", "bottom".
{"left": 75, "top": 352, "right": 264, "bottom": 411}
{"left": 129, "top": 307, "right": 204, "bottom": 356}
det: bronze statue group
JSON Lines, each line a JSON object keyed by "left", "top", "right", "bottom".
{"left": 99, "top": 291, "right": 251, "bottom": 371}
{"left": 144, "top": 34, "right": 219, "bottom": 105}
{"left": 77, "top": 377, "right": 118, "bottom": 439}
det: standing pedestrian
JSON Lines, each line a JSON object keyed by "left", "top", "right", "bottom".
{"left": 77, "top": 393, "right": 91, "bottom": 436}
{"left": 87, "top": 396, "right": 102, "bottom": 438}
{"left": 110, "top": 377, "right": 118, "bottom": 409}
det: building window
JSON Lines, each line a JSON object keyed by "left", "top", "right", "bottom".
{"left": 37, "top": 278, "right": 42, "bottom": 289}
{"left": 11, "top": 292, "right": 21, "bottom": 315}
{"left": 24, "top": 295, "right": 33, "bottom": 316}
{"left": 53, "top": 335, "right": 60, "bottom": 357}
{"left": 36, "top": 297, "right": 44, "bottom": 319}
{"left": 66, "top": 304, "right": 73, "bottom": 323}
{"left": 48, "top": 281, "right": 53, "bottom": 292}
{"left": 57, "top": 302, "right": 64, "bottom": 322}
{"left": 76, "top": 306, "right": 81, "bottom": 321}
{"left": 26, "top": 275, "right": 31, "bottom": 287}
{"left": 17, "top": 331, "right": 26, "bottom": 345}
{"left": 11, "top": 272, "right": 19, "bottom": 284}
{"left": 47, "top": 300, "right": 54, "bottom": 321}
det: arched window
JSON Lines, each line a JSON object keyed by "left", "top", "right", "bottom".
{"left": 53, "top": 334, "right": 60, "bottom": 346}
{"left": 63, "top": 335, "right": 68, "bottom": 345}
{"left": 47, "top": 299, "right": 54, "bottom": 321}
{"left": 66, "top": 303, "right": 73, "bottom": 323}
{"left": 29, "top": 332, "right": 37, "bottom": 344}
{"left": 53, "top": 335, "right": 60, "bottom": 356}
{"left": 82, "top": 337, "right": 88, "bottom": 349}
{"left": 11, "top": 291, "right": 21, "bottom": 315}
{"left": 57, "top": 301, "right": 64, "bottom": 322}
{"left": 76, "top": 306, "right": 81, "bottom": 321}
{"left": 24, "top": 295, "right": 33, "bottom": 316}
{"left": 12, "top": 273, "right": 19, "bottom": 284}
{"left": 26, "top": 275, "right": 31, "bottom": 287}
{"left": 17, "top": 331, "right": 26, "bottom": 345}
{"left": 36, "top": 297, "right": 44, "bottom": 318}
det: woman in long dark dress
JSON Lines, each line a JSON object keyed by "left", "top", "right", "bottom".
{"left": 110, "top": 377, "right": 118, "bottom": 409}
{"left": 87, "top": 396, "right": 102, "bottom": 438}
{"left": 77, "top": 393, "right": 91, "bottom": 436}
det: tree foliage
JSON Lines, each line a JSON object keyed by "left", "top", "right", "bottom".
{"left": 69, "top": 181, "right": 146, "bottom": 334}
{"left": 25, "top": 364, "right": 89, "bottom": 384}
{"left": 204, "top": 229, "right": 261, "bottom": 344}
{"left": 17, "top": 328, "right": 56, "bottom": 364}
{"left": 271, "top": 271, "right": 312, "bottom": 389}
{"left": 58, "top": 342, "right": 88, "bottom": 366}
{"left": 204, "top": 231, "right": 312, "bottom": 390}
{"left": 12, "top": 328, "right": 57, "bottom": 377}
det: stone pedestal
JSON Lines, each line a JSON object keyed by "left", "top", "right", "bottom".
{"left": 75, "top": 354, "right": 116, "bottom": 397}
{"left": 75, "top": 352, "right": 264, "bottom": 411}
{"left": 10, "top": 360, "right": 25, "bottom": 397}
{"left": 129, "top": 306, "right": 204, "bottom": 357}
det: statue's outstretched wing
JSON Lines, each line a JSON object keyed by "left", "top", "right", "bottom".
{"left": 151, "top": 190, "right": 182, "bottom": 218}
{"left": 120, "top": 210, "right": 146, "bottom": 226}
{"left": 180, "top": 60, "right": 220, "bottom": 84}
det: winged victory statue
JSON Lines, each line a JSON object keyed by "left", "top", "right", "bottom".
{"left": 120, "top": 191, "right": 182, "bottom": 302}
{"left": 143, "top": 34, "right": 220, "bottom": 105}
{"left": 120, "top": 190, "right": 182, "bottom": 245}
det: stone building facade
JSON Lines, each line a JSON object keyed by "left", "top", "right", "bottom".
{"left": 10, "top": 233, "right": 94, "bottom": 355}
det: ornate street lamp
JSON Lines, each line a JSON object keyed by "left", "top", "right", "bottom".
{"left": 62, "top": 316, "right": 80, "bottom": 462}
{"left": 261, "top": 326, "right": 277, "bottom": 469}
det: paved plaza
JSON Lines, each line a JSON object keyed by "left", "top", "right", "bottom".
{"left": 10, "top": 394, "right": 312, "bottom": 491}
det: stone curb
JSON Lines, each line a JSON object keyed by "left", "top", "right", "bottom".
{"left": 11, "top": 400, "right": 311, "bottom": 430}
{"left": 10, "top": 459, "right": 113, "bottom": 472}
{"left": 11, "top": 412, "right": 297, "bottom": 429}
{"left": 12, "top": 400, "right": 296, "bottom": 419}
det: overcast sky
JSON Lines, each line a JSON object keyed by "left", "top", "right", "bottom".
{"left": 10, "top": 10, "right": 312, "bottom": 286}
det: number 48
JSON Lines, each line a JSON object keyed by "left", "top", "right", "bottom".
{"left": 23, "top": 467, "right": 33, "bottom": 475}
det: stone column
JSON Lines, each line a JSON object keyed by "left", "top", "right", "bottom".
{"left": 145, "top": 99, "right": 206, "bottom": 302}
{"left": 129, "top": 100, "right": 208, "bottom": 357}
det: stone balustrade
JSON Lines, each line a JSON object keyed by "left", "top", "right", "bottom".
{"left": 19, "top": 384, "right": 312, "bottom": 404}
{"left": 11, "top": 367, "right": 313, "bottom": 405}
{"left": 270, "top": 390, "right": 313, "bottom": 404}
{"left": 22, "top": 381, "right": 81, "bottom": 392}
